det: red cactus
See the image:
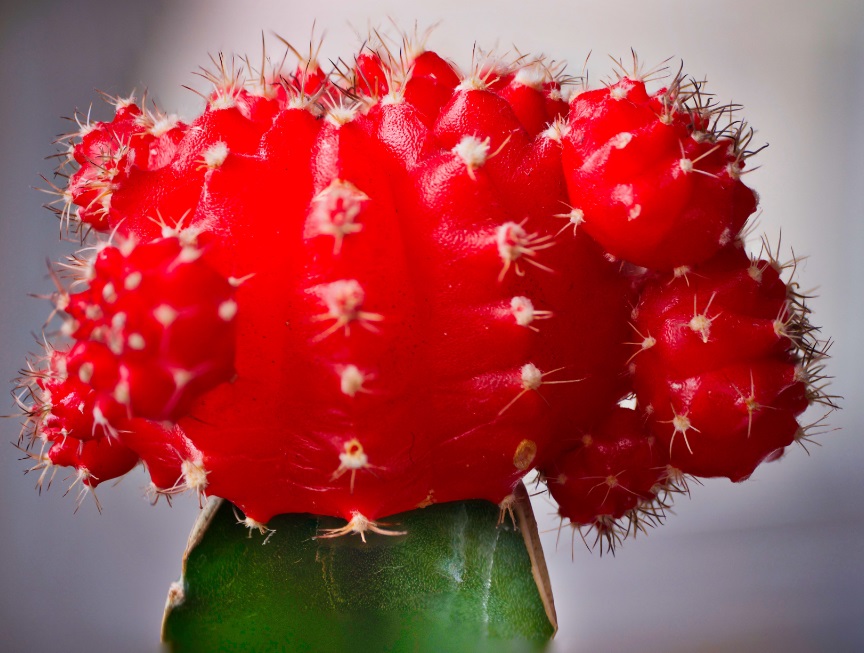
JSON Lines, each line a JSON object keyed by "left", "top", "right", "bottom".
{"left": 15, "top": 35, "right": 831, "bottom": 547}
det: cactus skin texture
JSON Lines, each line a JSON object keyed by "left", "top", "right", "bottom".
{"left": 15, "top": 33, "right": 832, "bottom": 547}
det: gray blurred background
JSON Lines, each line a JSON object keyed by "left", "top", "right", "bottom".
{"left": 1, "top": 1, "right": 862, "bottom": 651}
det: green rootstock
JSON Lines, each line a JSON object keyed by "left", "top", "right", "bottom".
{"left": 162, "top": 487, "right": 556, "bottom": 653}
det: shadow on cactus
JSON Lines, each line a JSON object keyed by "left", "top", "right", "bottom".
{"left": 11, "top": 26, "right": 836, "bottom": 651}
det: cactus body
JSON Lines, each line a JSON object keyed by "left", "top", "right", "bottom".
{"left": 16, "top": 36, "right": 830, "bottom": 546}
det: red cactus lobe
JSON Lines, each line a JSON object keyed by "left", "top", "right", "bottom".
{"left": 17, "top": 348, "right": 142, "bottom": 503}
{"left": 62, "top": 236, "right": 237, "bottom": 423}
{"left": 65, "top": 102, "right": 195, "bottom": 231}
{"left": 543, "top": 407, "right": 669, "bottom": 529}
{"left": 631, "top": 245, "right": 812, "bottom": 481}
{"left": 562, "top": 75, "right": 758, "bottom": 269}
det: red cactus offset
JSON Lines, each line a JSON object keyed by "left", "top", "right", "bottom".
{"left": 630, "top": 242, "right": 831, "bottom": 481}
{"left": 544, "top": 406, "right": 673, "bottom": 554}
{"left": 562, "top": 56, "right": 760, "bottom": 270}
{"left": 60, "top": 234, "right": 237, "bottom": 423}
{"left": 15, "top": 31, "right": 832, "bottom": 553}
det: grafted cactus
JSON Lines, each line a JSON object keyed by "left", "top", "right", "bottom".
{"left": 12, "top": 28, "right": 834, "bottom": 651}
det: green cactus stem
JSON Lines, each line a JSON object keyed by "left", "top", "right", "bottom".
{"left": 161, "top": 483, "right": 556, "bottom": 652}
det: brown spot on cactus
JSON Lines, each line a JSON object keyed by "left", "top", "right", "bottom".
{"left": 513, "top": 439, "right": 538, "bottom": 470}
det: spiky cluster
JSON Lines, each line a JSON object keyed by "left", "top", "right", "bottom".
{"left": 15, "top": 31, "right": 831, "bottom": 547}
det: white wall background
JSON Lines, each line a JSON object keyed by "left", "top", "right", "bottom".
{"left": 1, "top": 1, "right": 862, "bottom": 651}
